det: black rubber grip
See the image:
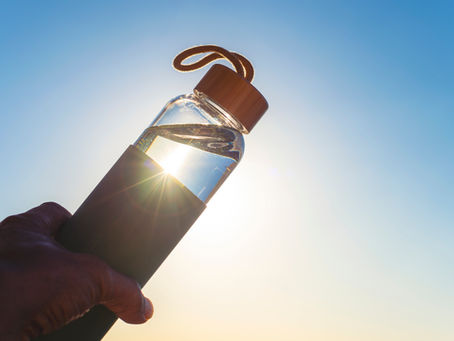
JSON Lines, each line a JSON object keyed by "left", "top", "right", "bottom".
{"left": 34, "top": 145, "right": 205, "bottom": 340}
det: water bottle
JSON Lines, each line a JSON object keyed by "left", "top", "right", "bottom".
{"left": 35, "top": 45, "right": 268, "bottom": 341}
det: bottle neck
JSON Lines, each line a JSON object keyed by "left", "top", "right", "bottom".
{"left": 194, "top": 90, "right": 248, "bottom": 133}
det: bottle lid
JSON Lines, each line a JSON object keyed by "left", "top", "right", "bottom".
{"left": 173, "top": 45, "right": 269, "bottom": 133}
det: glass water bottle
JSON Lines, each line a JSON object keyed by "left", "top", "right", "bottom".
{"left": 35, "top": 45, "right": 268, "bottom": 341}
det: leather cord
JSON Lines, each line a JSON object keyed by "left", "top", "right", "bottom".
{"left": 173, "top": 45, "right": 254, "bottom": 82}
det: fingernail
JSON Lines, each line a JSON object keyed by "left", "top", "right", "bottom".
{"left": 142, "top": 297, "right": 153, "bottom": 320}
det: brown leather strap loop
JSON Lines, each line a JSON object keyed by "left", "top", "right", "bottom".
{"left": 232, "top": 52, "right": 254, "bottom": 82}
{"left": 173, "top": 45, "right": 254, "bottom": 82}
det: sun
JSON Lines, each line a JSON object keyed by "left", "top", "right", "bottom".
{"left": 159, "top": 143, "right": 190, "bottom": 178}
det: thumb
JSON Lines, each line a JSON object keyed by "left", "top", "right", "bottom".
{"left": 100, "top": 274, "right": 153, "bottom": 324}
{"left": 79, "top": 254, "right": 154, "bottom": 324}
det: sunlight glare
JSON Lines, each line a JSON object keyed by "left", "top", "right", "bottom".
{"left": 159, "top": 143, "right": 190, "bottom": 178}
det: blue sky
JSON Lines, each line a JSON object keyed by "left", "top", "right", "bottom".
{"left": 1, "top": 1, "right": 453, "bottom": 340}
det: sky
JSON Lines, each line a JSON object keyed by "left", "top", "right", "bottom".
{"left": 1, "top": 1, "right": 453, "bottom": 340}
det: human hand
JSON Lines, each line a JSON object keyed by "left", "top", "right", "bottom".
{"left": 0, "top": 202, "right": 153, "bottom": 341}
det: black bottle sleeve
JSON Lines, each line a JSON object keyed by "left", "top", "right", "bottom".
{"left": 34, "top": 145, "right": 206, "bottom": 341}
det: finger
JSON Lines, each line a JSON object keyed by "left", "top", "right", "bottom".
{"left": 79, "top": 254, "right": 153, "bottom": 324}
{"left": 100, "top": 272, "right": 154, "bottom": 324}
{"left": 0, "top": 202, "right": 71, "bottom": 236}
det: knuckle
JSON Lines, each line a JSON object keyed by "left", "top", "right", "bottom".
{"left": 40, "top": 202, "right": 71, "bottom": 218}
{"left": 41, "top": 201, "right": 61, "bottom": 208}
{"left": 76, "top": 253, "right": 109, "bottom": 273}
{"left": 75, "top": 253, "right": 113, "bottom": 289}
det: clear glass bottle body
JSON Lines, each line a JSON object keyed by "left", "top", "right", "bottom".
{"left": 134, "top": 92, "right": 246, "bottom": 203}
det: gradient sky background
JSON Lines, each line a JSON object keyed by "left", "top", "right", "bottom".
{"left": 1, "top": 1, "right": 453, "bottom": 340}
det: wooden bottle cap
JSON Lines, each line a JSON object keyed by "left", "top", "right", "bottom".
{"left": 195, "top": 64, "right": 268, "bottom": 133}
{"left": 173, "top": 45, "right": 269, "bottom": 133}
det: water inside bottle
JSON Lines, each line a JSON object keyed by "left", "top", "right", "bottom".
{"left": 135, "top": 124, "right": 244, "bottom": 203}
